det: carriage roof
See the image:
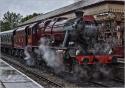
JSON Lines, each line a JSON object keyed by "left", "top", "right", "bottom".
{"left": 0, "top": 30, "right": 13, "bottom": 35}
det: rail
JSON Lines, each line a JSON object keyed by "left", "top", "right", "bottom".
{"left": 1, "top": 55, "right": 63, "bottom": 88}
{"left": 1, "top": 53, "right": 124, "bottom": 87}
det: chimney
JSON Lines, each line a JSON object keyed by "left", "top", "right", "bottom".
{"left": 75, "top": 10, "right": 84, "bottom": 18}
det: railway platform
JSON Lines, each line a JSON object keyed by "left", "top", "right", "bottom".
{"left": 0, "top": 59, "right": 43, "bottom": 88}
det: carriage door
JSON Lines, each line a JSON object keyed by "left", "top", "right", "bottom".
{"left": 12, "top": 29, "right": 17, "bottom": 47}
{"left": 32, "top": 22, "right": 41, "bottom": 46}
{"left": 25, "top": 26, "right": 28, "bottom": 46}
{"left": 25, "top": 26, "right": 32, "bottom": 46}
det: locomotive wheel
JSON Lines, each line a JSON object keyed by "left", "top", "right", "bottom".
{"left": 99, "top": 64, "right": 113, "bottom": 80}
{"left": 92, "top": 65, "right": 103, "bottom": 80}
{"left": 15, "top": 49, "right": 18, "bottom": 57}
{"left": 12, "top": 49, "right": 16, "bottom": 56}
{"left": 63, "top": 50, "right": 73, "bottom": 72}
{"left": 20, "top": 50, "right": 25, "bottom": 59}
{"left": 73, "top": 63, "right": 91, "bottom": 81}
{"left": 93, "top": 61, "right": 113, "bottom": 80}
{"left": 92, "top": 61, "right": 105, "bottom": 80}
{"left": 83, "top": 58, "right": 89, "bottom": 65}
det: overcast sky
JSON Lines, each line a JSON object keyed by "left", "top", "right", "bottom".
{"left": 0, "top": 0, "right": 75, "bottom": 20}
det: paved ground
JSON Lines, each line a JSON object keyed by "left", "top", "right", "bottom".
{"left": 0, "top": 59, "right": 43, "bottom": 88}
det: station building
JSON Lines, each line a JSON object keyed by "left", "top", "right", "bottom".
{"left": 19, "top": 0, "right": 124, "bottom": 46}
{"left": 20, "top": 0, "right": 124, "bottom": 25}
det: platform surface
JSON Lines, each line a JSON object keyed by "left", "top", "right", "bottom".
{"left": 0, "top": 59, "right": 43, "bottom": 88}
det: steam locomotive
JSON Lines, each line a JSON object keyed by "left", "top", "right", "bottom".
{"left": 1, "top": 11, "right": 120, "bottom": 75}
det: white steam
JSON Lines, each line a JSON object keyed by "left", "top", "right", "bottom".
{"left": 93, "top": 43, "right": 112, "bottom": 55}
{"left": 24, "top": 46, "right": 31, "bottom": 60}
{"left": 24, "top": 45, "right": 35, "bottom": 66}
{"left": 38, "top": 38, "right": 65, "bottom": 73}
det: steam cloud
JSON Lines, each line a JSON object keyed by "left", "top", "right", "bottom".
{"left": 24, "top": 45, "right": 35, "bottom": 66}
{"left": 38, "top": 37, "right": 65, "bottom": 73}
{"left": 93, "top": 42, "right": 112, "bottom": 55}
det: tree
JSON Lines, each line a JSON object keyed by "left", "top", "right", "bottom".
{"left": 1, "top": 11, "right": 22, "bottom": 31}
{"left": 21, "top": 13, "right": 41, "bottom": 22}
{"left": 1, "top": 21, "right": 11, "bottom": 31}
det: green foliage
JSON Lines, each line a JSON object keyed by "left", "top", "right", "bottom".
{"left": 1, "top": 21, "right": 11, "bottom": 32}
{"left": 21, "top": 13, "right": 40, "bottom": 22}
{"left": 0, "top": 12, "right": 41, "bottom": 32}
{"left": 1, "top": 11, "right": 22, "bottom": 32}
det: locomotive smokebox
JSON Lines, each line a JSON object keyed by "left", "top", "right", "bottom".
{"left": 75, "top": 10, "right": 84, "bottom": 18}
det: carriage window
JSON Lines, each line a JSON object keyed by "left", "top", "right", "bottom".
{"left": 5, "top": 35, "right": 7, "bottom": 42}
{"left": 2, "top": 35, "right": 4, "bottom": 42}
{"left": 1, "top": 35, "right": 3, "bottom": 42}
{"left": 8, "top": 34, "right": 9, "bottom": 42}
{"left": 9, "top": 34, "right": 11, "bottom": 42}
{"left": 3, "top": 35, "right": 4, "bottom": 42}
{"left": 4, "top": 35, "right": 6, "bottom": 42}
{"left": 7, "top": 34, "right": 9, "bottom": 42}
{"left": 6, "top": 34, "right": 9, "bottom": 42}
{"left": 8, "top": 35, "right": 10, "bottom": 42}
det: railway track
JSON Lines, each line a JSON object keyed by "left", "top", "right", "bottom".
{"left": 1, "top": 54, "right": 66, "bottom": 88}
{"left": 89, "top": 79, "right": 124, "bottom": 87}
{"left": 113, "top": 78, "right": 124, "bottom": 84}
{"left": 1, "top": 53, "right": 124, "bottom": 87}
{"left": 88, "top": 81, "right": 109, "bottom": 87}
{"left": 17, "top": 64, "right": 63, "bottom": 88}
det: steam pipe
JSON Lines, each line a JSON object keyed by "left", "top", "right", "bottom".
{"left": 62, "top": 30, "right": 69, "bottom": 47}
{"left": 51, "top": 21, "right": 57, "bottom": 34}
